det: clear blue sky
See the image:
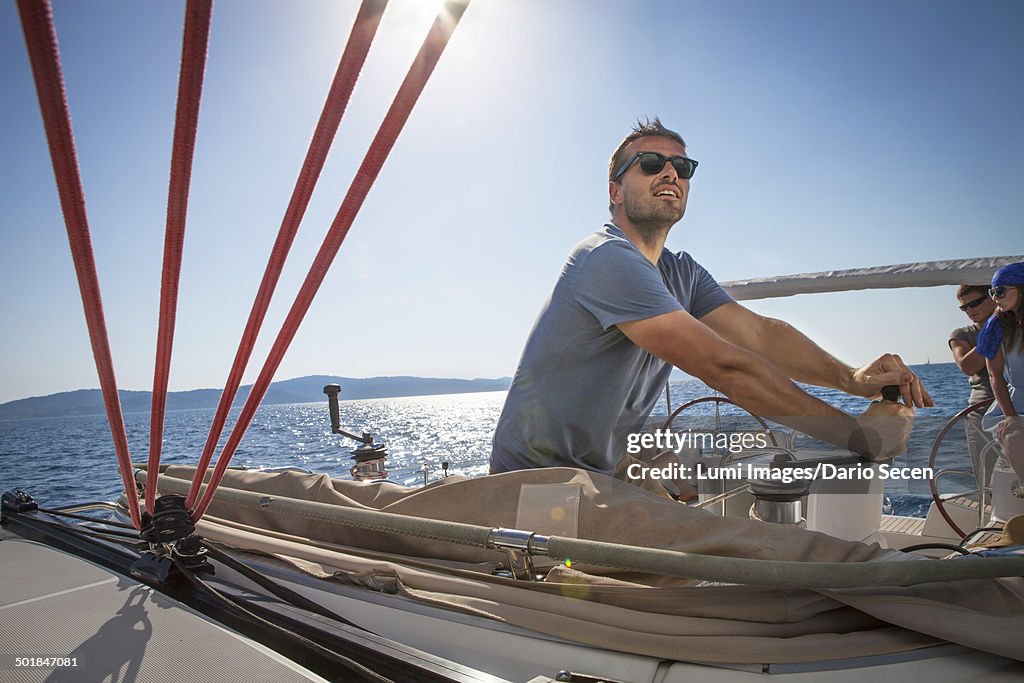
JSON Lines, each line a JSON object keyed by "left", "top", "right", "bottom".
{"left": 1, "top": 0, "right": 1023, "bottom": 405}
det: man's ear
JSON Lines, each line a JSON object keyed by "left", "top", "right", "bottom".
{"left": 608, "top": 180, "right": 623, "bottom": 208}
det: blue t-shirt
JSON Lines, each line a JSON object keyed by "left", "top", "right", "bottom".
{"left": 490, "top": 224, "right": 732, "bottom": 474}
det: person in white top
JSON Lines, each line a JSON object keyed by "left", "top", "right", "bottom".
{"left": 977, "top": 263, "right": 1024, "bottom": 482}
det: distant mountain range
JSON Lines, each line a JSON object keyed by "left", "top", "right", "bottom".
{"left": 0, "top": 375, "right": 512, "bottom": 420}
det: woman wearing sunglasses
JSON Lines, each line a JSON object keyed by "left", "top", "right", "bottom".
{"left": 977, "top": 262, "right": 1024, "bottom": 485}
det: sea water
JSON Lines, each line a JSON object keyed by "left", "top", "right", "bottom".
{"left": 0, "top": 363, "right": 984, "bottom": 517}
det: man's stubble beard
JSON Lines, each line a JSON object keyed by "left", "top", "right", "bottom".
{"left": 623, "top": 191, "right": 684, "bottom": 249}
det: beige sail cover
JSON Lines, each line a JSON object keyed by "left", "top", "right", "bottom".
{"left": 152, "top": 465, "right": 1024, "bottom": 664}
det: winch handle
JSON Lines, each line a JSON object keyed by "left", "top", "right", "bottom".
{"left": 880, "top": 385, "right": 902, "bottom": 403}
{"left": 323, "top": 384, "right": 374, "bottom": 444}
{"left": 323, "top": 384, "right": 342, "bottom": 433}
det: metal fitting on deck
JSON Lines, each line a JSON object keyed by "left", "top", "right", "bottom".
{"left": 486, "top": 527, "right": 551, "bottom": 556}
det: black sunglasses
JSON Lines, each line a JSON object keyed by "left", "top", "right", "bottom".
{"left": 990, "top": 286, "right": 1010, "bottom": 300}
{"left": 612, "top": 151, "right": 698, "bottom": 181}
{"left": 959, "top": 297, "right": 987, "bottom": 311}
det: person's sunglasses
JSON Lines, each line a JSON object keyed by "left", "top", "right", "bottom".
{"left": 612, "top": 151, "right": 699, "bottom": 181}
{"left": 989, "top": 286, "right": 1010, "bottom": 300}
{"left": 958, "top": 297, "right": 988, "bottom": 311}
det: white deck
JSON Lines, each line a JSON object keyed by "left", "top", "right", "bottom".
{"left": 0, "top": 534, "right": 327, "bottom": 683}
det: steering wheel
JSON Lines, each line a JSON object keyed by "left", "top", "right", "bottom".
{"left": 660, "top": 395, "right": 779, "bottom": 448}
{"left": 928, "top": 398, "right": 994, "bottom": 538}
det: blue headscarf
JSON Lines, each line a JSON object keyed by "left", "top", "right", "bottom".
{"left": 976, "top": 262, "right": 1024, "bottom": 359}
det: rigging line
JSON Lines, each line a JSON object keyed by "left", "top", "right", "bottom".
{"left": 169, "top": 555, "right": 395, "bottom": 683}
{"left": 148, "top": 0, "right": 214, "bottom": 515}
{"left": 37, "top": 507, "right": 139, "bottom": 530}
{"left": 200, "top": 541, "right": 373, "bottom": 632}
{"left": 29, "top": 517, "right": 143, "bottom": 544}
{"left": 16, "top": 0, "right": 142, "bottom": 529}
{"left": 185, "top": 0, "right": 389, "bottom": 511}
{"left": 192, "top": 0, "right": 472, "bottom": 521}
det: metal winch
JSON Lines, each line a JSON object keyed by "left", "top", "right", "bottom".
{"left": 323, "top": 384, "right": 389, "bottom": 481}
{"left": 349, "top": 440, "right": 389, "bottom": 481}
{"left": 746, "top": 455, "right": 811, "bottom": 527}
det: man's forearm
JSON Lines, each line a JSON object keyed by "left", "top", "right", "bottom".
{"left": 950, "top": 339, "right": 988, "bottom": 376}
{"left": 959, "top": 346, "right": 989, "bottom": 376}
{"left": 746, "top": 317, "right": 854, "bottom": 392}
{"left": 702, "top": 302, "right": 929, "bottom": 406}
{"left": 703, "top": 348, "right": 863, "bottom": 452}
{"left": 619, "top": 309, "right": 895, "bottom": 457}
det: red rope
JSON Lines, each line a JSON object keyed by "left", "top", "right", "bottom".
{"left": 193, "top": 1, "right": 471, "bottom": 521}
{"left": 185, "top": 0, "right": 389, "bottom": 510}
{"left": 147, "top": 0, "right": 214, "bottom": 515}
{"left": 16, "top": 0, "right": 142, "bottom": 529}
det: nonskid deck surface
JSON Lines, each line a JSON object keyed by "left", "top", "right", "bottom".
{"left": 0, "top": 535, "right": 327, "bottom": 683}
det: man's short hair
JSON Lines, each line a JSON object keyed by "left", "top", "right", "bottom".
{"left": 608, "top": 117, "right": 687, "bottom": 182}
{"left": 957, "top": 284, "right": 989, "bottom": 299}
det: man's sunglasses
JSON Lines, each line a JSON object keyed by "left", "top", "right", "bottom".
{"left": 990, "top": 286, "right": 1012, "bottom": 300}
{"left": 959, "top": 298, "right": 988, "bottom": 311}
{"left": 612, "top": 151, "right": 699, "bottom": 181}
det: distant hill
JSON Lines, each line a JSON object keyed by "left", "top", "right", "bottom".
{"left": 0, "top": 375, "right": 512, "bottom": 420}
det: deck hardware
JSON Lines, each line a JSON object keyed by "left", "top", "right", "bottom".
{"left": 172, "top": 534, "right": 213, "bottom": 573}
{"left": 132, "top": 494, "right": 211, "bottom": 582}
{"left": 747, "top": 453, "right": 811, "bottom": 526}
{"left": 486, "top": 528, "right": 552, "bottom": 581}
{"left": 323, "top": 384, "right": 389, "bottom": 481}
{"left": 139, "top": 495, "right": 195, "bottom": 544}
{"left": 2, "top": 489, "right": 38, "bottom": 514}
{"left": 130, "top": 549, "right": 177, "bottom": 583}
